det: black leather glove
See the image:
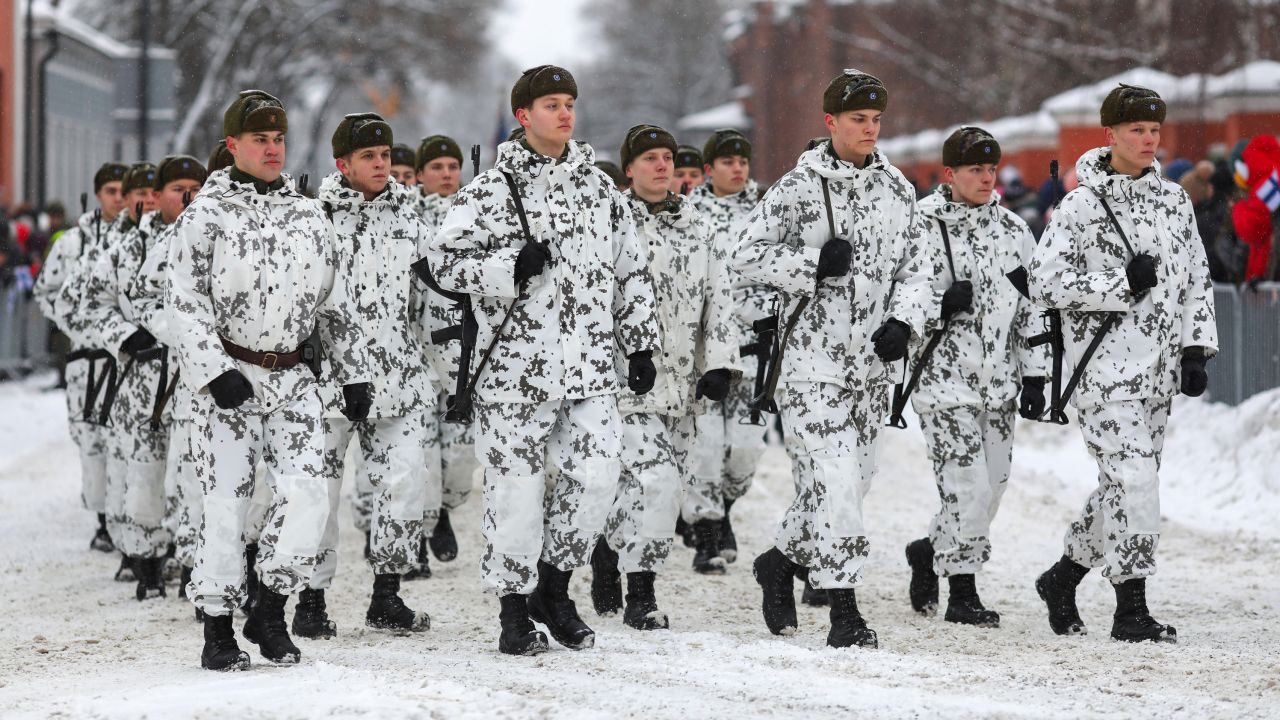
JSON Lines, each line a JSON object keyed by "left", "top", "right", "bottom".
{"left": 1181, "top": 348, "right": 1208, "bottom": 397}
{"left": 816, "top": 238, "right": 852, "bottom": 281}
{"left": 342, "top": 382, "right": 373, "bottom": 421}
{"left": 870, "top": 318, "right": 911, "bottom": 363}
{"left": 1019, "top": 376, "right": 1047, "bottom": 420}
{"left": 695, "top": 368, "right": 733, "bottom": 402}
{"left": 940, "top": 280, "right": 974, "bottom": 321}
{"left": 1126, "top": 253, "right": 1158, "bottom": 295}
{"left": 120, "top": 327, "right": 156, "bottom": 355}
{"left": 208, "top": 369, "right": 253, "bottom": 410}
{"left": 627, "top": 350, "right": 656, "bottom": 395}
{"left": 514, "top": 241, "right": 551, "bottom": 286}
{"left": 1006, "top": 266, "right": 1031, "bottom": 299}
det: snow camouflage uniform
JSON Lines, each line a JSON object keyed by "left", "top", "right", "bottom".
{"left": 32, "top": 211, "right": 111, "bottom": 516}
{"left": 685, "top": 179, "right": 768, "bottom": 522}
{"left": 310, "top": 173, "right": 436, "bottom": 588}
{"left": 912, "top": 186, "right": 1049, "bottom": 576}
{"left": 601, "top": 190, "right": 739, "bottom": 573}
{"left": 426, "top": 138, "right": 660, "bottom": 595}
{"left": 166, "top": 168, "right": 370, "bottom": 616}
{"left": 733, "top": 141, "right": 938, "bottom": 589}
{"left": 1029, "top": 148, "right": 1217, "bottom": 581}
{"left": 77, "top": 210, "right": 177, "bottom": 558}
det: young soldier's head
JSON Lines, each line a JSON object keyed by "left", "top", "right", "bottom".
{"left": 941, "top": 127, "right": 1001, "bottom": 207}
{"left": 331, "top": 112, "right": 394, "bottom": 200}
{"left": 92, "top": 162, "right": 128, "bottom": 222}
{"left": 621, "top": 124, "right": 677, "bottom": 203}
{"left": 510, "top": 65, "right": 577, "bottom": 158}
{"left": 702, "top": 129, "right": 751, "bottom": 197}
{"left": 223, "top": 89, "right": 288, "bottom": 183}
{"left": 154, "top": 155, "right": 208, "bottom": 225}
{"left": 822, "top": 69, "right": 888, "bottom": 167}
{"left": 1100, "top": 84, "right": 1166, "bottom": 178}
{"left": 671, "top": 145, "right": 704, "bottom": 194}
{"left": 207, "top": 139, "right": 235, "bottom": 174}
{"left": 121, "top": 162, "right": 159, "bottom": 220}
{"left": 416, "top": 135, "right": 463, "bottom": 197}
{"left": 390, "top": 144, "right": 417, "bottom": 186}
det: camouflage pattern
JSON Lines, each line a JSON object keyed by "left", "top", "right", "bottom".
{"left": 1064, "top": 398, "right": 1170, "bottom": 581}
{"left": 919, "top": 402, "right": 1016, "bottom": 576}
{"left": 437, "top": 393, "right": 478, "bottom": 511}
{"left": 912, "top": 187, "right": 1049, "bottom": 412}
{"left": 1028, "top": 148, "right": 1218, "bottom": 409}
{"left": 414, "top": 190, "right": 453, "bottom": 231}
{"left": 423, "top": 138, "right": 660, "bottom": 404}
{"left": 603, "top": 413, "right": 695, "bottom": 573}
{"left": 312, "top": 412, "right": 431, "bottom": 588}
{"left": 475, "top": 396, "right": 622, "bottom": 596}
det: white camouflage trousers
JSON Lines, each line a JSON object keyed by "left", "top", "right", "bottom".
{"left": 187, "top": 390, "right": 329, "bottom": 617}
{"left": 102, "top": 353, "right": 172, "bottom": 558}
{"left": 685, "top": 379, "right": 767, "bottom": 522}
{"left": 65, "top": 359, "right": 110, "bottom": 514}
{"left": 920, "top": 402, "right": 1016, "bottom": 577}
{"left": 476, "top": 395, "right": 622, "bottom": 596}
{"left": 603, "top": 413, "right": 694, "bottom": 573}
{"left": 776, "top": 381, "right": 887, "bottom": 590}
{"left": 313, "top": 411, "right": 432, "bottom": 588}
{"left": 1064, "top": 398, "right": 1170, "bottom": 582}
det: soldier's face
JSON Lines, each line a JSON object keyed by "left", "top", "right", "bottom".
{"left": 96, "top": 181, "right": 125, "bottom": 221}
{"left": 391, "top": 165, "right": 416, "bottom": 186}
{"left": 670, "top": 166, "right": 704, "bottom": 194}
{"left": 228, "top": 130, "right": 286, "bottom": 183}
{"left": 126, "top": 188, "right": 157, "bottom": 219}
{"left": 418, "top": 157, "right": 461, "bottom": 197}
{"left": 519, "top": 93, "right": 575, "bottom": 147}
{"left": 626, "top": 148, "right": 674, "bottom": 201}
{"left": 337, "top": 145, "right": 391, "bottom": 197}
{"left": 826, "top": 109, "right": 882, "bottom": 163}
{"left": 1105, "top": 121, "right": 1161, "bottom": 173}
{"left": 944, "top": 163, "right": 997, "bottom": 206}
{"left": 706, "top": 156, "right": 749, "bottom": 195}
{"left": 158, "top": 178, "right": 203, "bottom": 224}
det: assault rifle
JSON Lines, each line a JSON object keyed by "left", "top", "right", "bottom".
{"left": 738, "top": 312, "right": 777, "bottom": 426}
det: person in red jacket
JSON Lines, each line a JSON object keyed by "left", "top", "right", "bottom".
{"left": 1232, "top": 135, "right": 1280, "bottom": 282}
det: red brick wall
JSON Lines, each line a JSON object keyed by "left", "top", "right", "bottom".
{"left": 0, "top": 1, "right": 16, "bottom": 208}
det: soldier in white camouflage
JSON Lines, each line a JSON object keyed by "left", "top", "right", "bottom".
{"left": 733, "top": 70, "right": 940, "bottom": 649}
{"left": 685, "top": 128, "right": 767, "bottom": 573}
{"left": 1029, "top": 85, "right": 1216, "bottom": 645}
{"left": 589, "top": 124, "right": 740, "bottom": 630}
{"left": 294, "top": 112, "right": 436, "bottom": 640}
{"left": 389, "top": 143, "right": 417, "bottom": 188}
{"left": 166, "top": 90, "right": 372, "bottom": 671}
{"left": 423, "top": 65, "right": 661, "bottom": 656}
{"left": 33, "top": 162, "right": 127, "bottom": 555}
{"left": 670, "top": 145, "right": 704, "bottom": 195}
{"left": 900, "top": 127, "right": 1050, "bottom": 630}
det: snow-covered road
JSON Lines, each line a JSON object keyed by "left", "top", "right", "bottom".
{"left": 1, "top": 374, "right": 1277, "bottom": 719}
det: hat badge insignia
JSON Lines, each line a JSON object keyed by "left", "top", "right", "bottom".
{"left": 869, "top": 91, "right": 877, "bottom": 100}
{"left": 649, "top": 132, "right": 657, "bottom": 139}
{"left": 1149, "top": 103, "right": 1157, "bottom": 110}
{"left": 553, "top": 74, "right": 561, "bottom": 81}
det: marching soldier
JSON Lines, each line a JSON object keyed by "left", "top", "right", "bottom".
{"left": 390, "top": 143, "right": 418, "bottom": 187}
{"left": 671, "top": 145, "right": 705, "bottom": 195}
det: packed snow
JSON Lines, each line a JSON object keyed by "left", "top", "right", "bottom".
{"left": 0, "top": 373, "right": 1277, "bottom": 719}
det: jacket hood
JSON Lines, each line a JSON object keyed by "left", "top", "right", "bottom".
{"left": 690, "top": 178, "right": 760, "bottom": 210}
{"left": 316, "top": 171, "right": 412, "bottom": 208}
{"left": 1073, "top": 146, "right": 1164, "bottom": 200}
{"left": 917, "top": 184, "right": 1003, "bottom": 222}
{"left": 626, "top": 190, "right": 694, "bottom": 230}
{"left": 199, "top": 167, "right": 304, "bottom": 207}
{"left": 797, "top": 139, "right": 890, "bottom": 187}
{"left": 493, "top": 138, "right": 596, "bottom": 181}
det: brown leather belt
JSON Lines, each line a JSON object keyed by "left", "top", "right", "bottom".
{"left": 220, "top": 337, "right": 303, "bottom": 371}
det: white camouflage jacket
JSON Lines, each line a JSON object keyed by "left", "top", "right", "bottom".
{"left": 618, "top": 190, "right": 740, "bottom": 417}
{"left": 688, "top": 179, "right": 774, "bottom": 327}
{"left": 911, "top": 187, "right": 1050, "bottom": 413}
{"left": 732, "top": 141, "right": 940, "bottom": 390}
{"left": 1029, "top": 147, "right": 1217, "bottom": 408}
{"left": 165, "top": 169, "right": 371, "bottom": 413}
{"left": 412, "top": 190, "right": 461, "bottom": 389}
{"left": 424, "top": 139, "right": 660, "bottom": 404}
{"left": 48, "top": 212, "right": 126, "bottom": 349}
{"left": 317, "top": 173, "right": 435, "bottom": 419}
{"left": 78, "top": 210, "right": 169, "bottom": 363}
{"left": 33, "top": 211, "right": 108, "bottom": 341}
{"left": 134, "top": 221, "right": 193, "bottom": 420}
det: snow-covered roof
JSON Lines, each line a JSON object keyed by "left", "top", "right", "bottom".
{"left": 677, "top": 101, "right": 752, "bottom": 132}
{"left": 32, "top": 0, "right": 174, "bottom": 60}
{"left": 1207, "top": 60, "right": 1280, "bottom": 96}
{"left": 1042, "top": 67, "right": 1181, "bottom": 114}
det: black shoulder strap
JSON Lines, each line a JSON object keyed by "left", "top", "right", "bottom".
{"left": 501, "top": 171, "right": 533, "bottom": 243}
{"left": 819, "top": 176, "right": 837, "bottom": 239}
{"left": 935, "top": 218, "right": 957, "bottom": 279}
{"left": 322, "top": 201, "right": 335, "bottom": 223}
{"left": 1090, "top": 188, "right": 1136, "bottom": 258}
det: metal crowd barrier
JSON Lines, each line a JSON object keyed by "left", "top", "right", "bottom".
{"left": 0, "top": 276, "right": 53, "bottom": 378}
{"left": 1208, "top": 282, "right": 1280, "bottom": 406}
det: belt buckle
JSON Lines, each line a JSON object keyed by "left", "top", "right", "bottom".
{"left": 261, "top": 352, "right": 279, "bottom": 371}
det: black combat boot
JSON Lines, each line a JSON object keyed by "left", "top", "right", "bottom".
{"left": 1035, "top": 555, "right": 1091, "bottom": 636}
{"left": 134, "top": 556, "right": 165, "bottom": 601}
{"left": 242, "top": 543, "right": 260, "bottom": 615}
{"left": 905, "top": 538, "right": 938, "bottom": 617}
{"left": 623, "top": 572, "right": 669, "bottom": 631}
{"left": 589, "top": 538, "right": 623, "bottom": 616}
{"left": 403, "top": 537, "right": 432, "bottom": 581}
{"left": 944, "top": 574, "right": 1000, "bottom": 627}
{"left": 498, "top": 594, "right": 549, "bottom": 656}
{"left": 201, "top": 613, "right": 250, "bottom": 671}
{"left": 798, "top": 568, "right": 828, "bottom": 607}
{"left": 1110, "top": 578, "right": 1176, "bottom": 643}
{"left": 114, "top": 554, "right": 135, "bottom": 582}
{"left": 90, "top": 513, "right": 114, "bottom": 552}
{"left": 242, "top": 587, "right": 301, "bottom": 664}
{"left": 366, "top": 573, "right": 430, "bottom": 632}
{"left": 692, "top": 519, "right": 727, "bottom": 575}
{"left": 429, "top": 509, "right": 458, "bottom": 562}
{"left": 292, "top": 588, "right": 338, "bottom": 639}
{"left": 675, "top": 516, "right": 695, "bottom": 548}
{"left": 752, "top": 547, "right": 799, "bottom": 636}
{"left": 179, "top": 565, "right": 192, "bottom": 600}
{"left": 720, "top": 499, "right": 739, "bottom": 563}
{"left": 162, "top": 543, "right": 180, "bottom": 582}
{"left": 827, "top": 588, "right": 878, "bottom": 648}
{"left": 528, "top": 561, "right": 595, "bottom": 650}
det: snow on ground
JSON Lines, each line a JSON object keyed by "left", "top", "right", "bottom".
{"left": 1, "top": 373, "right": 1277, "bottom": 719}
